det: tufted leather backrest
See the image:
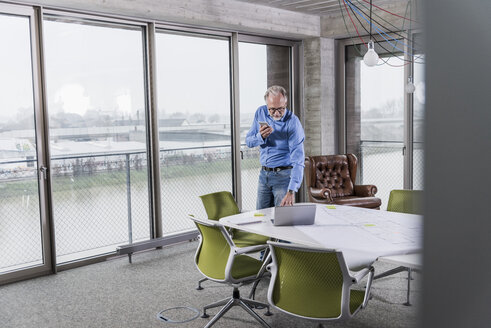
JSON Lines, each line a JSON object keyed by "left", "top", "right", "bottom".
{"left": 308, "top": 154, "right": 358, "bottom": 198}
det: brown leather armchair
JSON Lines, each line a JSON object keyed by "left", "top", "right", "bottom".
{"left": 304, "top": 154, "right": 382, "bottom": 209}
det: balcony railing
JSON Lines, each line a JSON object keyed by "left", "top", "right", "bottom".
{"left": 0, "top": 144, "right": 261, "bottom": 270}
{"left": 359, "top": 140, "right": 424, "bottom": 206}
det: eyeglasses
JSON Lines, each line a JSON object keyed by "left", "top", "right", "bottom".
{"left": 268, "top": 106, "right": 286, "bottom": 114}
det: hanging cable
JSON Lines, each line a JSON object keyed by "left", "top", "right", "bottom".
{"left": 369, "top": 0, "right": 372, "bottom": 37}
{"left": 337, "top": 0, "right": 365, "bottom": 56}
{"left": 347, "top": 0, "right": 424, "bottom": 63}
{"left": 353, "top": 0, "right": 422, "bottom": 50}
{"left": 343, "top": 0, "right": 367, "bottom": 46}
{"left": 360, "top": 0, "right": 419, "bottom": 23}
{"left": 338, "top": 0, "right": 424, "bottom": 66}
{"left": 344, "top": 0, "right": 415, "bottom": 55}
{"left": 346, "top": 1, "right": 410, "bottom": 64}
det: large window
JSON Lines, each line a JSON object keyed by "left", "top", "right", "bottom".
{"left": 0, "top": 13, "right": 44, "bottom": 273}
{"left": 155, "top": 31, "right": 232, "bottom": 234}
{"left": 359, "top": 56, "right": 405, "bottom": 205}
{"left": 345, "top": 41, "right": 424, "bottom": 207}
{"left": 0, "top": 3, "right": 300, "bottom": 283}
{"left": 44, "top": 18, "right": 150, "bottom": 263}
{"left": 238, "top": 41, "right": 291, "bottom": 210}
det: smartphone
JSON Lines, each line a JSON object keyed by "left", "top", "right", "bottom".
{"left": 259, "top": 121, "right": 269, "bottom": 128}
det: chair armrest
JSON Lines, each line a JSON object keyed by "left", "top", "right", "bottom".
{"left": 350, "top": 266, "right": 375, "bottom": 308}
{"left": 234, "top": 244, "right": 268, "bottom": 255}
{"left": 309, "top": 187, "right": 333, "bottom": 202}
{"left": 351, "top": 267, "right": 372, "bottom": 283}
{"left": 354, "top": 185, "right": 378, "bottom": 197}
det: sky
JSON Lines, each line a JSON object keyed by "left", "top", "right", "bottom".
{"left": 1, "top": 14, "right": 423, "bottom": 130}
{"left": 1, "top": 15, "right": 270, "bottom": 126}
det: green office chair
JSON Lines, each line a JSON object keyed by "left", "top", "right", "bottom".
{"left": 386, "top": 189, "right": 423, "bottom": 215}
{"left": 197, "top": 191, "right": 270, "bottom": 290}
{"left": 188, "top": 215, "right": 272, "bottom": 328}
{"left": 375, "top": 189, "right": 423, "bottom": 305}
{"left": 266, "top": 241, "right": 374, "bottom": 323}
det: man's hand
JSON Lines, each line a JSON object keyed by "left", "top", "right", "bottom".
{"left": 260, "top": 124, "right": 273, "bottom": 139}
{"left": 280, "top": 192, "right": 295, "bottom": 206}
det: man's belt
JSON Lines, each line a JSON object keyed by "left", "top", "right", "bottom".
{"left": 262, "top": 166, "right": 293, "bottom": 172}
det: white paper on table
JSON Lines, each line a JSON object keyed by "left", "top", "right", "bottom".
{"left": 230, "top": 216, "right": 265, "bottom": 225}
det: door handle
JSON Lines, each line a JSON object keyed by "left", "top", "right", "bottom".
{"left": 39, "top": 166, "right": 48, "bottom": 180}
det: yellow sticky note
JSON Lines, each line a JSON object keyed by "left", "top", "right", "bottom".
{"left": 326, "top": 205, "right": 336, "bottom": 209}
{"left": 364, "top": 224, "right": 376, "bottom": 227}
{"left": 254, "top": 213, "right": 265, "bottom": 217}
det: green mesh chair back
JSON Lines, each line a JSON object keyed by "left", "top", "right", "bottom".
{"left": 387, "top": 189, "right": 423, "bottom": 215}
{"left": 199, "top": 191, "right": 269, "bottom": 247}
{"left": 267, "top": 242, "right": 372, "bottom": 321}
{"left": 191, "top": 218, "right": 231, "bottom": 280}
{"left": 200, "top": 191, "right": 239, "bottom": 220}
{"left": 270, "top": 245, "right": 344, "bottom": 318}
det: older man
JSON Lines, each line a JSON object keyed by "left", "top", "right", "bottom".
{"left": 246, "top": 85, "right": 305, "bottom": 209}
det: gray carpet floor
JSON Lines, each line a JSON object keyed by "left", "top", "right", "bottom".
{"left": 0, "top": 241, "right": 421, "bottom": 328}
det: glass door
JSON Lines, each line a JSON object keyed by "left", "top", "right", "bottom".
{"left": 43, "top": 17, "right": 151, "bottom": 264}
{"left": 0, "top": 5, "right": 52, "bottom": 281}
{"left": 344, "top": 39, "right": 424, "bottom": 207}
{"left": 238, "top": 39, "right": 292, "bottom": 210}
{"left": 155, "top": 30, "right": 233, "bottom": 234}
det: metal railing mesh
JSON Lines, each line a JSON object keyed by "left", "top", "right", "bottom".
{"left": 240, "top": 146, "right": 261, "bottom": 211}
{"left": 359, "top": 141, "right": 424, "bottom": 207}
{"left": 413, "top": 144, "right": 424, "bottom": 190}
{"left": 1, "top": 144, "right": 276, "bottom": 270}
{"left": 360, "top": 142, "right": 404, "bottom": 208}
{"left": 159, "top": 146, "right": 234, "bottom": 234}
{"left": 0, "top": 162, "right": 43, "bottom": 272}
{"left": 51, "top": 152, "right": 150, "bottom": 262}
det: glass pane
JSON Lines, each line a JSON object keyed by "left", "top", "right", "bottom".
{"left": 156, "top": 32, "right": 232, "bottom": 233}
{"left": 413, "top": 55, "right": 425, "bottom": 190}
{"left": 347, "top": 55, "right": 405, "bottom": 206}
{"left": 238, "top": 42, "right": 290, "bottom": 210}
{"left": 44, "top": 19, "right": 150, "bottom": 263}
{"left": 0, "top": 14, "right": 43, "bottom": 273}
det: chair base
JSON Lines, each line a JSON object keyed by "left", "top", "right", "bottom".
{"left": 201, "top": 287, "right": 272, "bottom": 328}
{"left": 197, "top": 277, "right": 208, "bottom": 290}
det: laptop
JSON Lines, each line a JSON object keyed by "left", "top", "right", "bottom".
{"left": 272, "top": 204, "right": 317, "bottom": 226}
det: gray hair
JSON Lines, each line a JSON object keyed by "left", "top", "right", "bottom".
{"left": 264, "top": 85, "right": 288, "bottom": 102}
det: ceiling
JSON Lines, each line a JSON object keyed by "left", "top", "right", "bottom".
{"left": 235, "top": 0, "right": 408, "bottom": 16}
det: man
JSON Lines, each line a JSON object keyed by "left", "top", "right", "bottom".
{"left": 246, "top": 85, "right": 305, "bottom": 209}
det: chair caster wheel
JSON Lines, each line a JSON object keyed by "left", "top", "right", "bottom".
{"left": 264, "top": 310, "right": 273, "bottom": 316}
{"left": 201, "top": 313, "right": 209, "bottom": 318}
{"left": 196, "top": 286, "right": 204, "bottom": 290}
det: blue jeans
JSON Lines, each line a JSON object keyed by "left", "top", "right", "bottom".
{"left": 256, "top": 168, "right": 291, "bottom": 210}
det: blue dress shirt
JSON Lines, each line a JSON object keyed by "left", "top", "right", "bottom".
{"left": 245, "top": 105, "right": 305, "bottom": 192}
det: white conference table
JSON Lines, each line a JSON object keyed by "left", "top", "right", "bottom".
{"left": 220, "top": 204, "right": 423, "bottom": 270}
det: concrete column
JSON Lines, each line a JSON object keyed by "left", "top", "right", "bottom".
{"left": 303, "top": 37, "right": 336, "bottom": 157}
{"left": 266, "top": 45, "right": 291, "bottom": 108}
{"left": 345, "top": 57, "right": 361, "bottom": 158}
